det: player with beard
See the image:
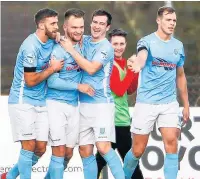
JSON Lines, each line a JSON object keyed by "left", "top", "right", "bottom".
{"left": 0, "top": 9, "right": 64, "bottom": 179}
{"left": 44, "top": 9, "right": 95, "bottom": 179}
{"left": 61, "top": 9, "right": 125, "bottom": 179}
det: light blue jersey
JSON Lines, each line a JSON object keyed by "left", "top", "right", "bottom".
{"left": 136, "top": 32, "right": 185, "bottom": 104}
{"left": 8, "top": 33, "right": 55, "bottom": 106}
{"left": 46, "top": 43, "right": 82, "bottom": 106}
{"left": 79, "top": 36, "right": 114, "bottom": 104}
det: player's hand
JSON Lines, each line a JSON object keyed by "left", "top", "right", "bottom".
{"left": 60, "top": 37, "right": 74, "bottom": 53}
{"left": 127, "top": 55, "right": 141, "bottom": 73}
{"left": 182, "top": 106, "right": 190, "bottom": 123}
{"left": 55, "top": 32, "right": 61, "bottom": 43}
{"left": 78, "top": 84, "right": 95, "bottom": 96}
{"left": 49, "top": 56, "right": 64, "bottom": 72}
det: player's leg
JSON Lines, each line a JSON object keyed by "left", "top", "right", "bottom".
{"left": 123, "top": 134, "right": 148, "bottom": 179}
{"left": 96, "top": 151, "right": 106, "bottom": 179}
{"left": 79, "top": 103, "right": 97, "bottom": 179}
{"left": 6, "top": 104, "right": 36, "bottom": 179}
{"left": 158, "top": 101, "right": 181, "bottom": 179}
{"left": 33, "top": 106, "right": 49, "bottom": 165}
{"left": 64, "top": 105, "right": 80, "bottom": 171}
{"left": 46, "top": 147, "right": 65, "bottom": 179}
{"left": 79, "top": 144, "right": 96, "bottom": 179}
{"left": 63, "top": 147, "right": 73, "bottom": 171}
{"left": 96, "top": 141, "right": 117, "bottom": 179}
{"left": 123, "top": 103, "right": 158, "bottom": 179}
{"left": 5, "top": 106, "right": 48, "bottom": 179}
{"left": 160, "top": 128, "right": 180, "bottom": 179}
{"left": 95, "top": 103, "right": 125, "bottom": 179}
{"left": 45, "top": 100, "right": 66, "bottom": 179}
{"left": 18, "top": 141, "right": 35, "bottom": 179}
{"left": 116, "top": 126, "right": 144, "bottom": 179}
{"left": 96, "top": 141, "right": 125, "bottom": 179}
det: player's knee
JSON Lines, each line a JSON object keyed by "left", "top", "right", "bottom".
{"left": 79, "top": 145, "right": 93, "bottom": 158}
{"left": 35, "top": 143, "right": 47, "bottom": 157}
{"left": 65, "top": 148, "right": 74, "bottom": 160}
{"left": 96, "top": 142, "right": 111, "bottom": 155}
{"left": 52, "top": 146, "right": 66, "bottom": 157}
{"left": 164, "top": 138, "right": 178, "bottom": 152}
{"left": 21, "top": 140, "right": 36, "bottom": 152}
{"left": 132, "top": 146, "right": 144, "bottom": 158}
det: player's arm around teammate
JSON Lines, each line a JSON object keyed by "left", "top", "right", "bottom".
{"left": 20, "top": 10, "right": 64, "bottom": 161}
{"left": 61, "top": 9, "right": 125, "bottom": 179}
{"left": 44, "top": 9, "right": 95, "bottom": 179}
{"left": 1, "top": 9, "right": 64, "bottom": 179}
{"left": 59, "top": 17, "right": 109, "bottom": 75}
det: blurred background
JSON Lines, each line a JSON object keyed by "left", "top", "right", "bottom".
{"left": 1, "top": 1, "right": 200, "bottom": 106}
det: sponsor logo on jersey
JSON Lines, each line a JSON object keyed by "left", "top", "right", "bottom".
{"left": 152, "top": 57, "right": 176, "bottom": 70}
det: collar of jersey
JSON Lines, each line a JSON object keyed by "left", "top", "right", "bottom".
{"left": 154, "top": 32, "right": 172, "bottom": 43}
{"left": 90, "top": 38, "right": 106, "bottom": 44}
{"left": 34, "top": 33, "right": 51, "bottom": 45}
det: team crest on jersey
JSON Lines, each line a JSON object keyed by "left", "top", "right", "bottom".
{"left": 100, "top": 128, "right": 105, "bottom": 135}
{"left": 174, "top": 49, "right": 179, "bottom": 55}
{"left": 101, "top": 51, "right": 108, "bottom": 60}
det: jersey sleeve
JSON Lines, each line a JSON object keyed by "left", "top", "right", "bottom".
{"left": 137, "top": 37, "right": 150, "bottom": 53}
{"left": 23, "top": 48, "right": 37, "bottom": 68}
{"left": 82, "top": 35, "right": 91, "bottom": 58}
{"left": 177, "top": 44, "right": 185, "bottom": 67}
{"left": 47, "top": 73, "right": 78, "bottom": 90}
{"left": 92, "top": 45, "right": 114, "bottom": 66}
